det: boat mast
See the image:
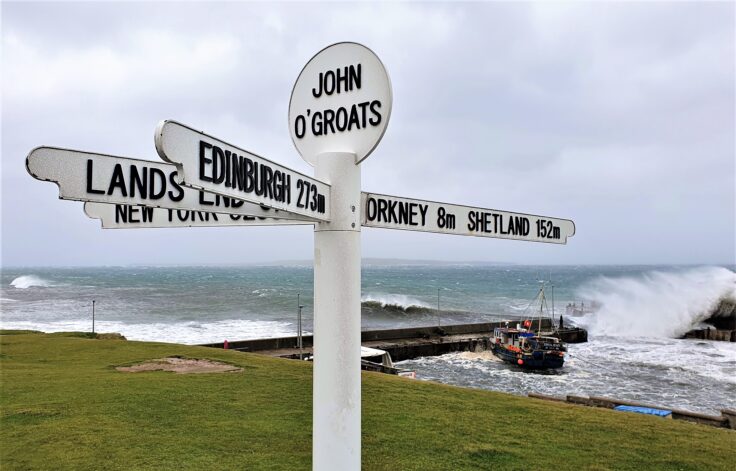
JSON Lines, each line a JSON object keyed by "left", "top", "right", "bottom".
{"left": 550, "top": 280, "right": 555, "bottom": 325}
{"left": 538, "top": 285, "right": 544, "bottom": 334}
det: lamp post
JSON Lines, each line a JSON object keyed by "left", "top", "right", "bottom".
{"left": 297, "top": 294, "right": 304, "bottom": 360}
{"left": 92, "top": 300, "right": 95, "bottom": 334}
{"left": 437, "top": 288, "right": 441, "bottom": 328}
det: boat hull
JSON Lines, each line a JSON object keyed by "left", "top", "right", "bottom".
{"left": 491, "top": 344, "right": 564, "bottom": 369}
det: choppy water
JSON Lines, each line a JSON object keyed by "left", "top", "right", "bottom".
{"left": 398, "top": 337, "right": 736, "bottom": 415}
{"left": 2, "top": 264, "right": 735, "bottom": 414}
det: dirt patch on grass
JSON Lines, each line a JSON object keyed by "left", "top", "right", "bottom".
{"left": 116, "top": 357, "right": 242, "bottom": 374}
{"left": 95, "top": 333, "right": 126, "bottom": 340}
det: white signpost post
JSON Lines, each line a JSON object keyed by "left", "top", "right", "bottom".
{"left": 26, "top": 41, "right": 575, "bottom": 471}
{"left": 288, "top": 42, "right": 393, "bottom": 471}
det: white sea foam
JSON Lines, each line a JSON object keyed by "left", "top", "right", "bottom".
{"left": 507, "top": 303, "right": 528, "bottom": 312}
{"left": 0, "top": 318, "right": 298, "bottom": 345}
{"left": 9, "top": 275, "right": 52, "bottom": 289}
{"left": 398, "top": 336, "right": 736, "bottom": 414}
{"left": 575, "top": 266, "right": 736, "bottom": 338}
{"left": 456, "top": 350, "right": 502, "bottom": 362}
{"left": 252, "top": 288, "right": 277, "bottom": 298}
{"left": 361, "top": 293, "right": 432, "bottom": 309}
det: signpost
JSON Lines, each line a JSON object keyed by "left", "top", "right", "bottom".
{"left": 26, "top": 41, "right": 576, "bottom": 471}
{"left": 288, "top": 42, "right": 393, "bottom": 470}
{"left": 155, "top": 120, "right": 331, "bottom": 221}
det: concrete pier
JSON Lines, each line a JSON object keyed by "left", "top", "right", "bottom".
{"left": 682, "top": 328, "right": 736, "bottom": 342}
{"left": 200, "top": 320, "right": 588, "bottom": 362}
{"left": 682, "top": 299, "right": 736, "bottom": 342}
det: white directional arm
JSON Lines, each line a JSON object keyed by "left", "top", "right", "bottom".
{"left": 360, "top": 192, "right": 575, "bottom": 244}
{"left": 155, "top": 120, "right": 331, "bottom": 221}
{"left": 83, "top": 202, "right": 314, "bottom": 229}
{"left": 26, "top": 146, "right": 311, "bottom": 221}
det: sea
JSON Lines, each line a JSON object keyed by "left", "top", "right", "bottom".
{"left": 2, "top": 263, "right": 735, "bottom": 415}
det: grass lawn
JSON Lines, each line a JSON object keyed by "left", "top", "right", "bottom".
{"left": 1, "top": 331, "right": 734, "bottom": 470}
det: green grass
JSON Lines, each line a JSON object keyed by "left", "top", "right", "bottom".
{"left": 1, "top": 331, "right": 733, "bottom": 470}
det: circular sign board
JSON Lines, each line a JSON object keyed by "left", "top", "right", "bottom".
{"left": 289, "top": 42, "right": 392, "bottom": 166}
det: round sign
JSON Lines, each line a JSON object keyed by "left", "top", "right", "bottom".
{"left": 289, "top": 42, "right": 392, "bottom": 166}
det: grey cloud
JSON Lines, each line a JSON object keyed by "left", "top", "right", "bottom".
{"left": 2, "top": 2, "right": 733, "bottom": 266}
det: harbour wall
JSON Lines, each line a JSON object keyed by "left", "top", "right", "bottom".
{"left": 200, "top": 319, "right": 585, "bottom": 362}
{"left": 682, "top": 328, "right": 736, "bottom": 342}
{"left": 682, "top": 299, "right": 736, "bottom": 342}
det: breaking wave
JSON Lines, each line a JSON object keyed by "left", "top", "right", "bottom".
{"left": 361, "top": 294, "right": 433, "bottom": 314}
{"left": 10, "top": 275, "right": 52, "bottom": 289}
{"left": 575, "top": 266, "right": 736, "bottom": 338}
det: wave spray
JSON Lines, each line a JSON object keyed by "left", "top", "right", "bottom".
{"left": 576, "top": 266, "right": 736, "bottom": 338}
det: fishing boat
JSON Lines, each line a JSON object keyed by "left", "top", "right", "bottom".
{"left": 491, "top": 283, "right": 567, "bottom": 369}
{"left": 491, "top": 327, "right": 566, "bottom": 369}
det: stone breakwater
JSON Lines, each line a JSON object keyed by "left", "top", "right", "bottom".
{"left": 683, "top": 299, "right": 736, "bottom": 342}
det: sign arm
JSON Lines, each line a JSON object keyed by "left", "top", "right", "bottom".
{"left": 83, "top": 202, "right": 315, "bottom": 229}
{"left": 26, "top": 146, "right": 315, "bottom": 222}
{"left": 360, "top": 192, "right": 576, "bottom": 244}
{"left": 154, "top": 120, "right": 332, "bottom": 222}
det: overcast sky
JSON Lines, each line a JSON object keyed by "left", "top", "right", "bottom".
{"left": 1, "top": 2, "right": 734, "bottom": 267}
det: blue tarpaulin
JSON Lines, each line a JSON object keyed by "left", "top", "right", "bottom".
{"left": 614, "top": 405, "right": 672, "bottom": 417}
